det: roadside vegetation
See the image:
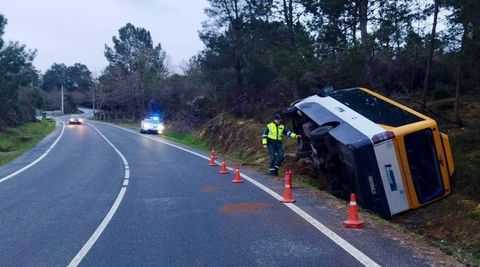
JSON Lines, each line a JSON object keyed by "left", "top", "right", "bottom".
{"left": 1, "top": 0, "right": 479, "bottom": 265}
{"left": 0, "top": 119, "right": 55, "bottom": 166}
{"left": 162, "top": 131, "right": 210, "bottom": 151}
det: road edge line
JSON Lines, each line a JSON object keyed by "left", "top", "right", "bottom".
{"left": 0, "top": 119, "right": 66, "bottom": 184}
{"left": 88, "top": 120, "right": 381, "bottom": 267}
{"left": 68, "top": 123, "right": 130, "bottom": 267}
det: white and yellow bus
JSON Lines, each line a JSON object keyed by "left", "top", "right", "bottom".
{"left": 288, "top": 87, "right": 454, "bottom": 218}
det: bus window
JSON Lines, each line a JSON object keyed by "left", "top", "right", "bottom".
{"left": 330, "top": 88, "right": 423, "bottom": 127}
{"left": 404, "top": 129, "right": 444, "bottom": 203}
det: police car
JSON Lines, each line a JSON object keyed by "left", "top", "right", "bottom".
{"left": 286, "top": 87, "right": 454, "bottom": 218}
{"left": 140, "top": 116, "right": 164, "bottom": 134}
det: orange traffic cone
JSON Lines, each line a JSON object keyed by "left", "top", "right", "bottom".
{"left": 208, "top": 155, "right": 216, "bottom": 166}
{"left": 284, "top": 169, "right": 293, "bottom": 188}
{"left": 211, "top": 148, "right": 217, "bottom": 159}
{"left": 343, "top": 193, "right": 364, "bottom": 228}
{"left": 219, "top": 159, "right": 229, "bottom": 174}
{"left": 232, "top": 164, "right": 243, "bottom": 183}
{"left": 280, "top": 169, "right": 295, "bottom": 203}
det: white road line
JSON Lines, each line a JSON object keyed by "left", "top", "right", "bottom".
{"left": 287, "top": 204, "right": 380, "bottom": 266}
{"left": 0, "top": 119, "right": 66, "bottom": 184}
{"left": 91, "top": 121, "right": 213, "bottom": 161}
{"left": 91, "top": 120, "right": 381, "bottom": 267}
{"left": 68, "top": 123, "right": 130, "bottom": 267}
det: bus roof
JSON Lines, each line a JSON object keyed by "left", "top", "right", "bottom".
{"left": 328, "top": 88, "right": 425, "bottom": 127}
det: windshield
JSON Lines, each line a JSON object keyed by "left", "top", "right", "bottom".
{"left": 404, "top": 129, "right": 444, "bottom": 203}
{"left": 143, "top": 118, "right": 161, "bottom": 124}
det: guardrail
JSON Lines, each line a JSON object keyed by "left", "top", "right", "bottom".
{"left": 94, "top": 111, "right": 137, "bottom": 122}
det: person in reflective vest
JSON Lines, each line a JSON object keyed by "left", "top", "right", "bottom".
{"left": 262, "top": 114, "right": 300, "bottom": 175}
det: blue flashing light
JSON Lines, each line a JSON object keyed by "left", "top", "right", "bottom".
{"left": 151, "top": 116, "right": 160, "bottom": 121}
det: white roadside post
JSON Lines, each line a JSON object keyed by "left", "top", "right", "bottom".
{"left": 61, "top": 84, "right": 64, "bottom": 115}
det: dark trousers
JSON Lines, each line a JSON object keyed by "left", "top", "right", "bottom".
{"left": 268, "top": 140, "right": 284, "bottom": 171}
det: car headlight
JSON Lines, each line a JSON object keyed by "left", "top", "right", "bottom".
{"left": 158, "top": 124, "right": 165, "bottom": 130}
{"left": 69, "top": 118, "right": 74, "bottom": 122}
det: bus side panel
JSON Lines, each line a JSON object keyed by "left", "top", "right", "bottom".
{"left": 350, "top": 142, "right": 393, "bottom": 218}
{"left": 373, "top": 140, "right": 410, "bottom": 215}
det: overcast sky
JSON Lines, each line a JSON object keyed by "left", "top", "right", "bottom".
{"left": 0, "top": 0, "right": 209, "bottom": 75}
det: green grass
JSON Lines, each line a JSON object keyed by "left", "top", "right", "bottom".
{"left": 162, "top": 129, "right": 210, "bottom": 150}
{"left": 229, "top": 150, "right": 257, "bottom": 165}
{"left": 450, "top": 123, "right": 480, "bottom": 200}
{"left": 429, "top": 238, "right": 480, "bottom": 266}
{"left": 292, "top": 175, "right": 323, "bottom": 191}
{"left": 0, "top": 119, "right": 56, "bottom": 166}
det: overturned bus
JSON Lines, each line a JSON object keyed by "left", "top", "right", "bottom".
{"left": 285, "top": 87, "right": 454, "bottom": 218}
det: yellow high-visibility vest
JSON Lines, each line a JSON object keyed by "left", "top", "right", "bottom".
{"left": 262, "top": 122, "right": 297, "bottom": 145}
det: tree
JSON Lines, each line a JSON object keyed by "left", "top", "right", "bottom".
{"left": 204, "top": 0, "right": 250, "bottom": 88}
{"left": 358, "top": 0, "right": 371, "bottom": 86}
{"left": 42, "top": 63, "right": 68, "bottom": 91}
{"left": 100, "top": 23, "right": 167, "bottom": 118}
{"left": 67, "top": 63, "right": 94, "bottom": 91}
{"left": 421, "top": 0, "right": 441, "bottom": 108}
{"left": 444, "top": 0, "right": 480, "bottom": 125}
{"left": 0, "top": 16, "right": 38, "bottom": 125}
{"left": 301, "top": 0, "right": 353, "bottom": 58}
{"left": 0, "top": 16, "right": 39, "bottom": 125}
{"left": 273, "top": 0, "right": 302, "bottom": 50}
{"left": 41, "top": 63, "right": 94, "bottom": 111}
{"left": 43, "top": 63, "right": 93, "bottom": 92}
{"left": 0, "top": 14, "right": 6, "bottom": 50}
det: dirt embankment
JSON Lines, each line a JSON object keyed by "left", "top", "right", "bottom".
{"left": 170, "top": 103, "right": 479, "bottom": 265}
{"left": 196, "top": 114, "right": 267, "bottom": 166}
{"left": 193, "top": 114, "right": 319, "bottom": 176}
{"left": 191, "top": 114, "right": 300, "bottom": 170}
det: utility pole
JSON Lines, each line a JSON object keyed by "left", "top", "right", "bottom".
{"left": 92, "top": 85, "right": 96, "bottom": 114}
{"left": 61, "top": 84, "right": 64, "bottom": 115}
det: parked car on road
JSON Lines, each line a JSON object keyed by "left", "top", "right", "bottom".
{"left": 69, "top": 114, "right": 83, "bottom": 125}
{"left": 140, "top": 116, "right": 164, "bottom": 134}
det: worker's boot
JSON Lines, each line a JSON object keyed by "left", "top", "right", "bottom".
{"left": 273, "top": 167, "right": 279, "bottom": 176}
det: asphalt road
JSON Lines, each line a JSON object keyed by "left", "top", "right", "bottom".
{"left": 0, "top": 114, "right": 439, "bottom": 266}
